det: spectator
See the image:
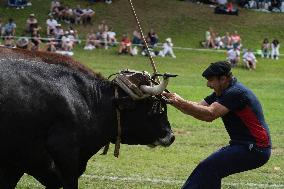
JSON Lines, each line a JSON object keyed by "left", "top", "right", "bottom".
{"left": 4, "top": 35, "right": 15, "bottom": 48}
{"left": 62, "top": 32, "right": 74, "bottom": 52}
{"left": 107, "top": 26, "right": 117, "bottom": 46}
{"left": 84, "top": 30, "right": 100, "bottom": 50}
{"left": 46, "top": 15, "right": 58, "bottom": 36}
{"left": 98, "top": 20, "right": 108, "bottom": 32}
{"left": 261, "top": 38, "right": 270, "bottom": 58}
{"left": 147, "top": 28, "right": 159, "bottom": 47}
{"left": 16, "top": 34, "right": 29, "bottom": 49}
{"left": 271, "top": 39, "right": 280, "bottom": 60}
{"left": 45, "top": 38, "right": 57, "bottom": 52}
{"left": 50, "top": 0, "right": 61, "bottom": 13}
{"left": 118, "top": 34, "right": 133, "bottom": 55}
{"left": 53, "top": 24, "right": 64, "bottom": 41}
{"left": 26, "top": 13, "right": 38, "bottom": 34}
{"left": 30, "top": 31, "right": 42, "bottom": 51}
{"left": 74, "top": 5, "right": 84, "bottom": 25}
{"left": 214, "top": 32, "right": 223, "bottom": 49}
{"left": 221, "top": 32, "right": 232, "bottom": 49}
{"left": 230, "top": 31, "right": 242, "bottom": 49}
{"left": 243, "top": 49, "right": 257, "bottom": 70}
{"left": 82, "top": 7, "right": 95, "bottom": 25}
{"left": 0, "top": 18, "right": 3, "bottom": 36}
{"left": 204, "top": 27, "right": 215, "bottom": 48}
{"left": 227, "top": 44, "right": 240, "bottom": 67}
{"left": 159, "top": 38, "right": 176, "bottom": 58}
{"left": 3, "top": 18, "right": 16, "bottom": 37}
{"left": 132, "top": 26, "right": 142, "bottom": 45}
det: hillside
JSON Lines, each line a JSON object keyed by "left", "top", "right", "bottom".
{"left": 1, "top": 0, "right": 284, "bottom": 49}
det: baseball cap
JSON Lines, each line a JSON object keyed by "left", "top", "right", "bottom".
{"left": 202, "top": 61, "right": 231, "bottom": 79}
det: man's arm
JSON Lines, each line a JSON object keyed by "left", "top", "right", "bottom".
{"left": 162, "top": 93, "right": 229, "bottom": 122}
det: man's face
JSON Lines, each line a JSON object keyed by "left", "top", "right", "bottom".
{"left": 206, "top": 76, "right": 223, "bottom": 96}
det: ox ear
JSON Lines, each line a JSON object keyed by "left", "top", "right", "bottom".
{"left": 113, "top": 97, "right": 135, "bottom": 110}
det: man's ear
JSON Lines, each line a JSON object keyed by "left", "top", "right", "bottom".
{"left": 113, "top": 97, "right": 135, "bottom": 110}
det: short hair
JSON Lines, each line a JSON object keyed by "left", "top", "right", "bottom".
{"left": 202, "top": 61, "right": 232, "bottom": 79}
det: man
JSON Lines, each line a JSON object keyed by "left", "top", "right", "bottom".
{"left": 162, "top": 61, "right": 271, "bottom": 189}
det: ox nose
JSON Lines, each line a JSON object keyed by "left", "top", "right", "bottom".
{"left": 170, "top": 134, "right": 175, "bottom": 144}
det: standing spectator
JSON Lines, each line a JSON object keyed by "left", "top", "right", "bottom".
{"left": 271, "top": 39, "right": 280, "bottom": 60}
{"left": 3, "top": 18, "right": 16, "bottom": 37}
{"left": 147, "top": 28, "right": 159, "bottom": 47}
{"left": 118, "top": 34, "right": 133, "bottom": 55}
{"left": 26, "top": 13, "right": 38, "bottom": 34}
{"left": 46, "top": 15, "right": 58, "bottom": 36}
{"left": 261, "top": 38, "right": 270, "bottom": 58}
{"left": 243, "top": 49, "right": 257, "bottom": 70}
{"left": 227, "top": 45, "right": 240, "bottom": 67}
{"left": 159, "top": 38, "right": 176, "bottom": 58}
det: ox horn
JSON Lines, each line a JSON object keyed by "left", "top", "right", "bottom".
{"left": 140, "top": 77, "right": 169, "bottom": 95}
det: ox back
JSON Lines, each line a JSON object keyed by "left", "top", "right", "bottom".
{"left": 0, "top": 48, "right": 174, "bottom": 189}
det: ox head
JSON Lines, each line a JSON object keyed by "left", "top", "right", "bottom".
{"left": 113, "top": 70, "right": 176, "bottom": 147}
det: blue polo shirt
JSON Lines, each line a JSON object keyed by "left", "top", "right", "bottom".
{"left": 204, "top": 78, "right": 271, "bottom": 148}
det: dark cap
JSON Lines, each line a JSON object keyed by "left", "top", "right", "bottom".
{"left": 202, "top": 61, "right": 231, "bottom": 79}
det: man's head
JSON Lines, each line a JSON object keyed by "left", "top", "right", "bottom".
{"left": 202, "top": 61, "right": 233, "bottom": 96}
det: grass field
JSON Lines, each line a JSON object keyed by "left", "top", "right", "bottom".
{"left": 1, "top": 0, "right": 284, "bottom": 188}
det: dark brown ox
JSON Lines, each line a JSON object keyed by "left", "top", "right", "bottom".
{"left": 0, "top": 47, "right": 174, "bottom": 189}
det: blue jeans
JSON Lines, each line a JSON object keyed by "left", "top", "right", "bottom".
{"left": 181, "top": 144, "right": 271, "bottom": 189}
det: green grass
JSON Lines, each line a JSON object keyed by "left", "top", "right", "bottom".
{"left": 0, "top": 0, "right": 283, "bottom": 188}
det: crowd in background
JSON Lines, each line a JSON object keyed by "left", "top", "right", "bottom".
{"left": 0, "top": 0, "right": 281, "bottom": 62}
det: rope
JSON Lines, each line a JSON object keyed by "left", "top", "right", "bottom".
{"left": 128, "top": 0, "right": 160, "bottom": 83}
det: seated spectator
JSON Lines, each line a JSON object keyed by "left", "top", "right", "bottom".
{"left": 45, "top": 38, "right": 58, "bottom": 52}
{"left": 118, "top": 34, "right": 133, "bottom": 55}
{"left": 3, "top": 18, "right": 16, "bottom": 37}
{"left": 84, "top": 30, "right": 101, "bottom": 50}
{"left": 50, "top": 0, "right": 61, "bottom": 13}
{"left": 227, "top": 44, "right": 240, "bottom": 67}
{"left": 16, "top": 34, "right": 29, "bottom": 49}
{"left": 230, "top": 30, "right": 242, "bottom": 49}
{"left": 62, "top": 35, "right": 74, "bottom": 52}
{"left": 107, "top": 26, "right": 117, "bottom": 46}
{"left": 46, "top": 15, "right": 58, "bottom": 36}
{"left": 0, "top": 18, "right": 3, "bottom": 36}
{"left": 26, "top": 13, "right": 38, "bottom": 34}
{"left": 243, "top": 49, "right": 257, "bottom": 70}
{"left": 271, "top": 39, "right": 280, "bottom": 60}
{"left": 73, "top": 5, "right": 84, "bottom": 25}
{"left": 158, "top": 38, "right": 176, "bottom": 58}
{"left": 214, "top": 32, "right": 223, "bottom": 49}
{"left": 132, "top": 26, "right": 142, "bottom": 45}
{"left": 62, "top": 6, "right": 74, "bottom": 24}
{"left": 221, "top": 32, "right": 232, "bottom": 49}
{"left": 261, "top": 38, "right": 270, "bottom": 58}
{"left": 204, "top": 27, "right": 215, "bottom": 48}
{"left": 30, "top": 31, "right": 41, "bottom": 51}
{"left": 98, "top": 20, "right": 108, "bottom": 32}
{"left": 147, "top": 28, "right": 159, "bottom": 47}
{"left": 53, "top": 24, "right": 64, "bottom": 41}
{"left": 4, "top": 35, "right": 15, "bottom": 48}
{"left": 82, "top": 7, "right": 95, "bottom": 25}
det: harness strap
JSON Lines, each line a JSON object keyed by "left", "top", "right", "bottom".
{"left": 101, "top": 86, "right": 122, "bottom": 157}
{"left": 114, "top": 86, "right": 122, "bottom": 158}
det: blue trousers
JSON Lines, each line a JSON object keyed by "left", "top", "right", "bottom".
{"left": 181, "top": 144, "right": 271, "bottom": 189}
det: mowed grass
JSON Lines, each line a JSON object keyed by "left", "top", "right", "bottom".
{"left": 0, "top": 0, "right": 283, "bottom": 188}
{"left": 15, "top": 48, "right": 284, "bottom": 188}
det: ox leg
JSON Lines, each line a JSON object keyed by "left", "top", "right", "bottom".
{"left": 47, "top": 132, "right": 80, "bottom": 189}
{"left": 0, "top": 166, "right": 23, "bottom": 189}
